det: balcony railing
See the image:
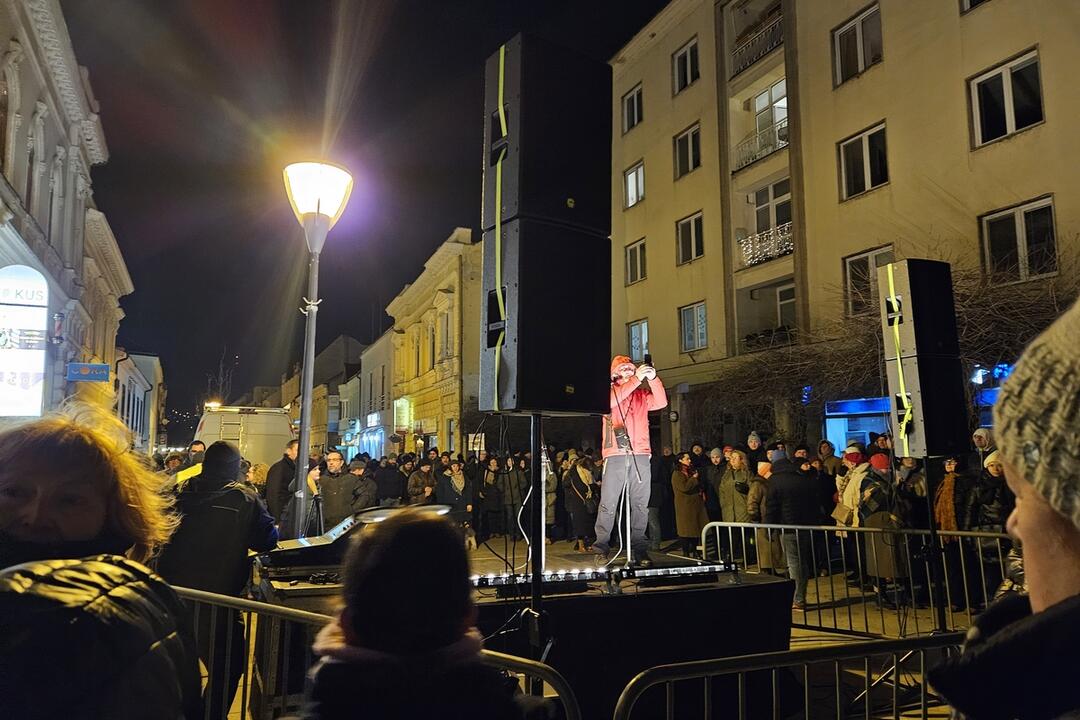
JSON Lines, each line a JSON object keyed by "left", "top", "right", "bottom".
{"left": 740, "top": 325, "right": 796, "bottom": 354}
{"left": 731, "top": 14, "right": 783, "bottom": 78}
{"left": 738, "top": 221, "right": 793, "bottom": 269}
{"left": 734, "top": 116, "right": 789, "bottom": 171}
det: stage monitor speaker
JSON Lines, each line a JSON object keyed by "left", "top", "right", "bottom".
{"left": 878, "top": 259, "right": 969, "bottom": 457}
{"left": 481, "top": 33, "right": 612, "bottom": 236}
{"left": 877, "top": 258, "right": 960, "bottom": 360}
{"left": 479, "top": 217, "right": 610, "bottom": 414}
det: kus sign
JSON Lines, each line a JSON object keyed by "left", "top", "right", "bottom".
{"left": 0, "top": 265, "right": 49, "bottom": 417}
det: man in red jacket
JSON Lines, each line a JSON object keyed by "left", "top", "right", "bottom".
{"left": 594, "top": 355, "right": 668, "bottom": 564}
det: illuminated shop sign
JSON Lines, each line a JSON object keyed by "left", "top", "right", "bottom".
{"left": 0, "top": 265, "right": 48, "bottom": 417}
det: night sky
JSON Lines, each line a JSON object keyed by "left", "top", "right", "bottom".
{"left": 61, "top": 0, "right": 668, "bottom": 438}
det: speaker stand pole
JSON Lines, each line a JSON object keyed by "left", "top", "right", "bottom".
{"left": 526, "top": 412, "right": 550, "bottom": 694}
{"left": 922, "top": 455, "right": 950, "bottom": 634}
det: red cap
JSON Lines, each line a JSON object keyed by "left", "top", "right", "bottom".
{"left": 869, "top": 453, "right": 891, "bottom": 471}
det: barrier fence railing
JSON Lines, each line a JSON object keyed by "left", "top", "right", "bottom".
{"left": 612, "top": 631, "right": 965, "bottom": 720}
{"left": 701, "top": 521, "right": 1013, "bottom": 638}
{"left": 173, "top": 587, "right": 581, "bottom": 720}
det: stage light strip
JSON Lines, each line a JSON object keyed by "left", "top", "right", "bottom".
{"left": 492, "top": 43, "right": 508, "bottom": 412}
{"left": 887, "top": 263, "right": 913, "bottom": 458}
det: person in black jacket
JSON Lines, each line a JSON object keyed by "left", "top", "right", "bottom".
{"left": 296, "top": 508, "right": 547, "bottom": 720}
{"left": 764, "top": 450, "right": 820, "bottom": 610}
{"left": 155, "top": 441, "right": 278, "bottom": 719}
{"left": 0, "top": 555, "right": 202, "bottom": 720}
{"left": 265, "top": 439, "right": 299, "bottom": 524}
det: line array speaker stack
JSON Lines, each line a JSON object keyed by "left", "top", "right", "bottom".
{"left": 877, "top": 259, "right": 970, "bottom": 457}
{"left": 478, "top": 33, "right": 612, "bottom": 415}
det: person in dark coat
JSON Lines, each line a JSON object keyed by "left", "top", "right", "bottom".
{"left": 745, "top": 432, "right": 767, "bottom": 473}
{"left": 671, "top": 452, "right": 708, "bottom": 558}
{"left": 265, "top": 439, "right": 299, "bottom": 524}
{"left": 968, "top": 450, "right": 1015, "bottom": 604}
{"left": 154, "top": 441, "right": 278, "bottom": 719}
{"left": 296, "top": 508, "right": 547, "bottom": 720}
{"left": 319, "top": 450, "right": 360, "bottom": 528}
{"left": 764, "top": 450, "right": 820, "bottom": 609}
{"left": 500, "top": 456, "right": 528, "bottom": 541}
{"left": 348, "top": 460, "right": 378, "bottom": 511}
{"left": 934, "top": 455, "right": 978, "bottom": 610}
{"left": 0, "top": 555, "right": 202, "bottom": 720}
{"left": 702, "top": 448, "right": 726, "bottom": 559}
{"left": 436, "top": 459, "right": 474, "bottom": 521}
{"left": 375, "top": 457, "right": 408, "bottom": 507}
{"left": 407, "top": 458, "right": 438, "bottom": 506}
{"left": 563, "top": 457, "right": 598, "bottom": 552}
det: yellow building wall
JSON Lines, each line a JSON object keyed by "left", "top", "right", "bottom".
{"left": 792, "top": 0, "right": 1080, "bottom": 329}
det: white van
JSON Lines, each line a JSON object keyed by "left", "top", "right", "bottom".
{"left": 194, "top": 406, "right": 296, "bottom": 466}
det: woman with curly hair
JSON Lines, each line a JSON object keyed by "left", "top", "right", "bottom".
{"left": 0, "top": 402, "right": 179, "bottom": 568}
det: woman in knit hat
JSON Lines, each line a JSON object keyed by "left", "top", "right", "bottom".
{"left": 929, "top": 299, "right": 1080, "bottom": 719}
{"left": 966, "top": 450, "right": 1015, "bottom": 605}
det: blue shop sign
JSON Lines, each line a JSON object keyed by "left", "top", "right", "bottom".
{"left": 66, "top": 363, "right": 110, "bottom": 382}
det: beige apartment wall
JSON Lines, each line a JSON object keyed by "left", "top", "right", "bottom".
{"left": 792, "top": 0, "right": 1080, "bottom": 329}
{"left": 610, "top": 0, "right": 728, "bottom": 389}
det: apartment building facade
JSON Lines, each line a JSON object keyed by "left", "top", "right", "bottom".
{"left": 612, "top": 0, "right": 1079, "bottom": 446}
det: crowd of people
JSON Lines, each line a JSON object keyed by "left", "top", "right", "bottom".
{"left": 4, "top": 298, "right": 1080, "bottom": 718}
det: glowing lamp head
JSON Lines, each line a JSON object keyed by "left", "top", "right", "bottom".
{"left": 283, "top": 161, "right": 354, "bottom": 228}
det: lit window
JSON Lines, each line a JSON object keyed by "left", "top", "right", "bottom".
{"left": 679, "top": 302, "right": 707, "bottom": 352}
{"left": 625, "top": 161, "right": 645, "bottom": 207}
{"left": 628, "top": 319, "right": 649, "bottom": 363}
{"left": 970, "top": 51, "right": 1042, "bottom": 147}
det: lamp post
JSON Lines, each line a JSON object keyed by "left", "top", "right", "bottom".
{"left": 283, "top": 161, "right": 353, "bottom": 538}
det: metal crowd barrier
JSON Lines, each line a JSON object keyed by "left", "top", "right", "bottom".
{"left": 612, "top": 632, "right": 965, "bottom": 720}
{"left": 701, "top": 521, "right": 1012, "bottom": 638}
{"left": 172, "top": 586, "right": 581, "bottom": 720}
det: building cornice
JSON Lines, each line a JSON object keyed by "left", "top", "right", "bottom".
{"left": 386, "top": 227, "right": 473, "bottom": 320}
{"left": 83, "top": 208, "right": 132, "bottom": 297}
{"left": 22, "top": 0, "right": 108, "bottom": 164}
{"left": 610, "top": 0, "right": 702, "bottom": 75}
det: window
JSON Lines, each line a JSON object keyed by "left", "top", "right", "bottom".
{"left": 624, "top": 161, "right": 644, "bottom": 207}
{"left": 845, "top": 246, "right": 894, "bottom": 315}
{"left": 674, "top": 124, "right": 701, "bottom": 178}
{"left": 368, "top": 371, "right": 374, "bottom": 412}
{"left": 754, "top": 178, "right": 792, "bottom": 233}
{"left": 962, "top": 0, "right": 992, "bottom": 11}
{"left": 24, "top": 136, "right": 34, "bottom": 204}
{"left": 628, "top": 319, "right": 649, "bottom": 363}
{"left": 983, "top": 198, "right": 1056, "bottom": 282}
{"left": 380, "top": 365, "right": 386, "bottom": 409}
{"left": 340, "top": 397, "right": 351, "bottom": 421}
{"left": 428, "top": 324, "right": 436, "bottom": 370}
{"left": 413, "top": 332, "right": 420, "bottom": 377}
{"left": 754, "top": 78, "right": 788, "bottom": 136}
{"left": 447, "top": 419, "right": 456, "bottom": 453}
{"left": 676, "top": 212, "right": 704, "bottom": 264}
{"left": 439, "top": 311, "right": 451, "bottom": 357}
{"left": 777, "top": 284, "right": 796, "bottom": 327}
{"left": 839, "top": 124, "right": 888, "bottom": 199}
{"left": 970, "top": 51, "right": 1042, "bottom": 147}
{"left": 0, "top": 81, "right": 7, "bottom": 170}
{"left": 622, "top": 84, "right": 643, "bottom": 133}
{"left": 625, "top": 239, "right": 646, "bottom": 285}
{"left": 679, "top": 302, "right": 707, "bottom": 352}
{"left": 834, "top": 5, "right": 883, "bottom": 84}
{"left": 673, "top": 38, "right": 700, "bottom": 93}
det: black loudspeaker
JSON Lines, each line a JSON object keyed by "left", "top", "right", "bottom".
{"left": 478, "top": 33, "right": 613, "bottom": 415}
{"left": 481, "top": 33, "right": 612, "bottom": 236}
{"left": 878, "top": 259, "right": 970, "bottom": 457}
{"left": 479, "top": 218, "right": 610, "bottom": 414}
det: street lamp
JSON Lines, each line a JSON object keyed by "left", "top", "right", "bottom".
{"left": 283, "top": 160, "right": 353, "bottom": 538}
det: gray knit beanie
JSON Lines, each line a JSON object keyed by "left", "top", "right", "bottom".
{"left": 993, "top": 298, "right": 1080, "bottom": 533}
